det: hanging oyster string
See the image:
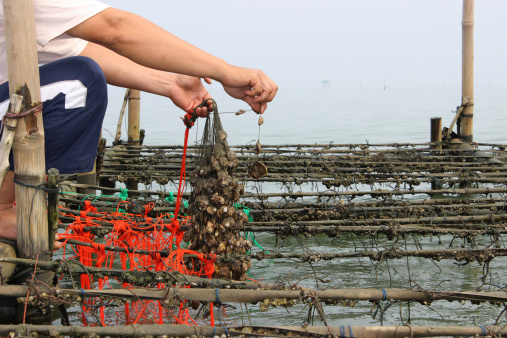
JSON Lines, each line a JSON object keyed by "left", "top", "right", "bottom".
{"left": 184, "top": 103, "right": 252, "bottom": 280}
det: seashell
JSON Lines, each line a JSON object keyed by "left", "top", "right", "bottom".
{"left": 235, "top": 219, "right": 244, "bottom": 229}
{"left": 222, "top": 185, "right": 231, "bottom": 195}
{"left": 227, "top": 150, "right": 237, "bottom": 161}
{"left": 189, "top": 171, "right": 198, "bottom": 184}
{"left": 255, "top": 140, "right": 261, "bottom": 155}
{"left": 228, "top": 158, "right": 238, "bottom": 168}
{"left": 235, "top": 109, "right": 247, "bottom": 116}
{"left": 220, "top": 174, "right": 232, "bottom": 186}
{"left": 258, "top": 116, "right": 264, "bottom": 126}
{"left": 227, "top": 207, "right": 235, "bottom": 217}
{"left": 206, "top": 220, "right": 215, "bottom": 233}
{"left": 211, "top": 193, "right": 225, "bottom": 205}
{"left": 242, "top": 262, "right": 248, "bottom": 272}
{"left": 231, "top": 178, "right": 239, "bottom": 189}
{"left": 246, "top": 260, "right": 252, "bottom": 270}
{"left": 218, "top": 130, "right": 228, "bottom": 141}
{"left": 247, "top": 161, "right": 268, "bottom": 179}
{"left": 240, "top": 272, "right": 247, "bottom": 281}
{"left": 238, "top": 183, "right": 245, "bottom": 195}
{"left": 207, "top": 205, "right": 217, "bottom": 215}
{"left": 245, "top": 240, "right": 253, "bottom": 251}
{"left": 217, "top": 205, "right": 228, "bottom": 217}
{"left": 229, "top": 236, "right": 237, "bottom": 246}
{"left": 182, "top": 229, "right": 193, "bottom": 243}
{"left": 219, "top": 156, "right": 229, "bottom": 168}
{"left": 218, "top": 242, "right": 226, "bottom": 254}
{"left": 219, "top": 225, "right": 226, "bottom": 233}
{"left": 226, "top": 245, "right": 233, "bottom": 254}
{"left": 217, "top": 170, "right": 226, "bottom": 180}
{"left": 214, "top": 144, "right": 225, "bottom": 156}
{"left": 212, "top": 159, "right": 221, "bottom": 171}
{"left": 217, "top": 266, "right": 229, "bottom": 279}
{"left": 223, "top": 217, "right": 235, "bottom": 228}
{"left": 210, "top": 247, "right": 217, "bottom": 254}
{"left": 231, "top": 189, "right": 240, "bottom": 202}
{"left": 205, "top": 233, "right": 216, "bottom": 246}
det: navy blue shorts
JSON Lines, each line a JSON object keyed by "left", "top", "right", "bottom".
{"left": 0, "top": 56, "right": 108, "bottom": 174}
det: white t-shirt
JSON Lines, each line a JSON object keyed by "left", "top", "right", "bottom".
{"left": 0, "top": 0, "right": 110, "bottom": 85}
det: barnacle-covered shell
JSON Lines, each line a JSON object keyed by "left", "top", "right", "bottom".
{"left": 220, "top": 174, "right": 232, "bottom": 186}
{"left": 255, "top": 140, "right": 261, "bottom": 155}
{"left": 217, "top": 205, "right": 228, "bottom": 217}
{"left": 227, "top": 150, "right": 237, "bottom": 161}
{"left": 206, "top": 220, "right": 215, "bottom": 233}
{"left": 207, "top": 205, "right": 217, "bottom": 215}
{"left": 218, "top": 130, "right": 228, "bottom": 141}
{"left": 247, "top": 161, "right": 268, "bottom": 179}
{"left": 218, "top": 242, "right": 226, "bottom": 254}
{"left": 223, "top": 217, "right": 235, "bottom": 228}
{"left": 258, "top": 116, "right": 264, "bottom": 126}
{"left": 211, "top": 193, "right": 225, "bottom": 205}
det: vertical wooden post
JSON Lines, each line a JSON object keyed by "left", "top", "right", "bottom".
{"left": 128, "top": 90, "right": 141, "bottom": 145}
{"left": 461, "top": 0, "right": 474, "bottom": 142}
{"left": 430, "top": 117, "right": 442, "bottom": 150}
{"left": 126, "top": 90, "right": 140, "bottom": 191}
{"left": 47, "top": 169, "right": 59, "bottom": 256}
{"left": 4, "top": 0, "right": 49, "bottom": 259}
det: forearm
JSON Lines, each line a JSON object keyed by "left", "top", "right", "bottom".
{"left": 68, "top": 8, "right": 229, "bottom": 82}
{"left": 79, "top": 42, "right": 174, "bottom": 97}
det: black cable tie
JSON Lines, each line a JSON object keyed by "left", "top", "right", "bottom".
{"left": 13, "top": 177, "right": 59, "bottom": 194}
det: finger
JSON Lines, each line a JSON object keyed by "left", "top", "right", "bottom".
{"left": 253, "top": 89, "right": 270, "bottom": 103}
{"left": 196, "top": 106, "right": 209, "bottom": 118}
{"left": 266, "top": 80, "right": 278, "bottom": 102}
{"left": 203, "top": 77, "right": 212, "bottom": 85}
{"left": 243, "top": 96, "right": 264, "bottom": 114}
{"left": 259, "top": 102, "right": 267, "bottom": 114}
{"left": 244, "top": 79, "right": 262, "bottom": 97}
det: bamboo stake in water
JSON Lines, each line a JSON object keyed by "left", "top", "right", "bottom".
{"left": 461, "top": 0, "right": 474, "bottom": 142}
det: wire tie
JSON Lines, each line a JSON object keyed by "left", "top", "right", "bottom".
{"left": 339, "top": 325, "right": 345, "bottom": 338}
{"left": 215, "top": 287, "right": 222, "bottom": 307}
{"left": 381, "top": 288, "right": 387, "bottom": 300}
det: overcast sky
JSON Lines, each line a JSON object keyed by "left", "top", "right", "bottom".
{"left": 100, "top": 1, "right": 507, "bottom": 89}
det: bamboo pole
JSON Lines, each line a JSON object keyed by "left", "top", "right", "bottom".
{"left": 127, "top": 90, "right": 141, "bottom": 145}
{"left": 0, "top": 94, "right": 22, "bottom": 187}
{"left": 430, "top": 117, "right": 442, "bottom": 150}
{"left": 4, "top": 0, "right": 49, "bottom": 260}
{"left": 113, "top": 88, "right": 130, "bottom": 144}
{"left": 46, "top": 169, "right": 59, "bottom": 255}
{"left": 461, "top": 0, "right": 474, "bottom": 142}
{"left": 0, "top": 324, "right": 505, "bottom": 338}
{"left": 126, "top": 89, "right": 140, "bottom": 191}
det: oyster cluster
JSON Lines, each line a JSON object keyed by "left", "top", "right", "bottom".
{"left": 184, "top": 130, "right": 252, "bottom": 280}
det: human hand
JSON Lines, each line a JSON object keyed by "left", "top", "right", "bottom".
{"left": 169, "top": 74, "right": 213, "bottom": 117}
{"left": 220, "top": 66, "right": 278, "bottom": 114}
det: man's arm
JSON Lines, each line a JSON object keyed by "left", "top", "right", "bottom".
{"left": 66, "top": 8, "right": 277, "bottom": 113}
{"left": 79, "top": 42, "right": 211, "bottom": 115}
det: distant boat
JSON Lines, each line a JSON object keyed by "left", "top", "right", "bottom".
{"left": 321, "top": 79, "right": 330, "bottom": 87}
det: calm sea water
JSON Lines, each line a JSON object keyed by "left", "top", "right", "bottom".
{"left": 104, "top": 85, "right": 507, "bottom": 146}
{"left": 59, "top": 85, "right": 507, "bottom": 328}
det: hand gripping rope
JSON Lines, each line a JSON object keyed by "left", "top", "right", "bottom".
{"left": 175, "top": 99, "right": 216, "bottom": 226}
